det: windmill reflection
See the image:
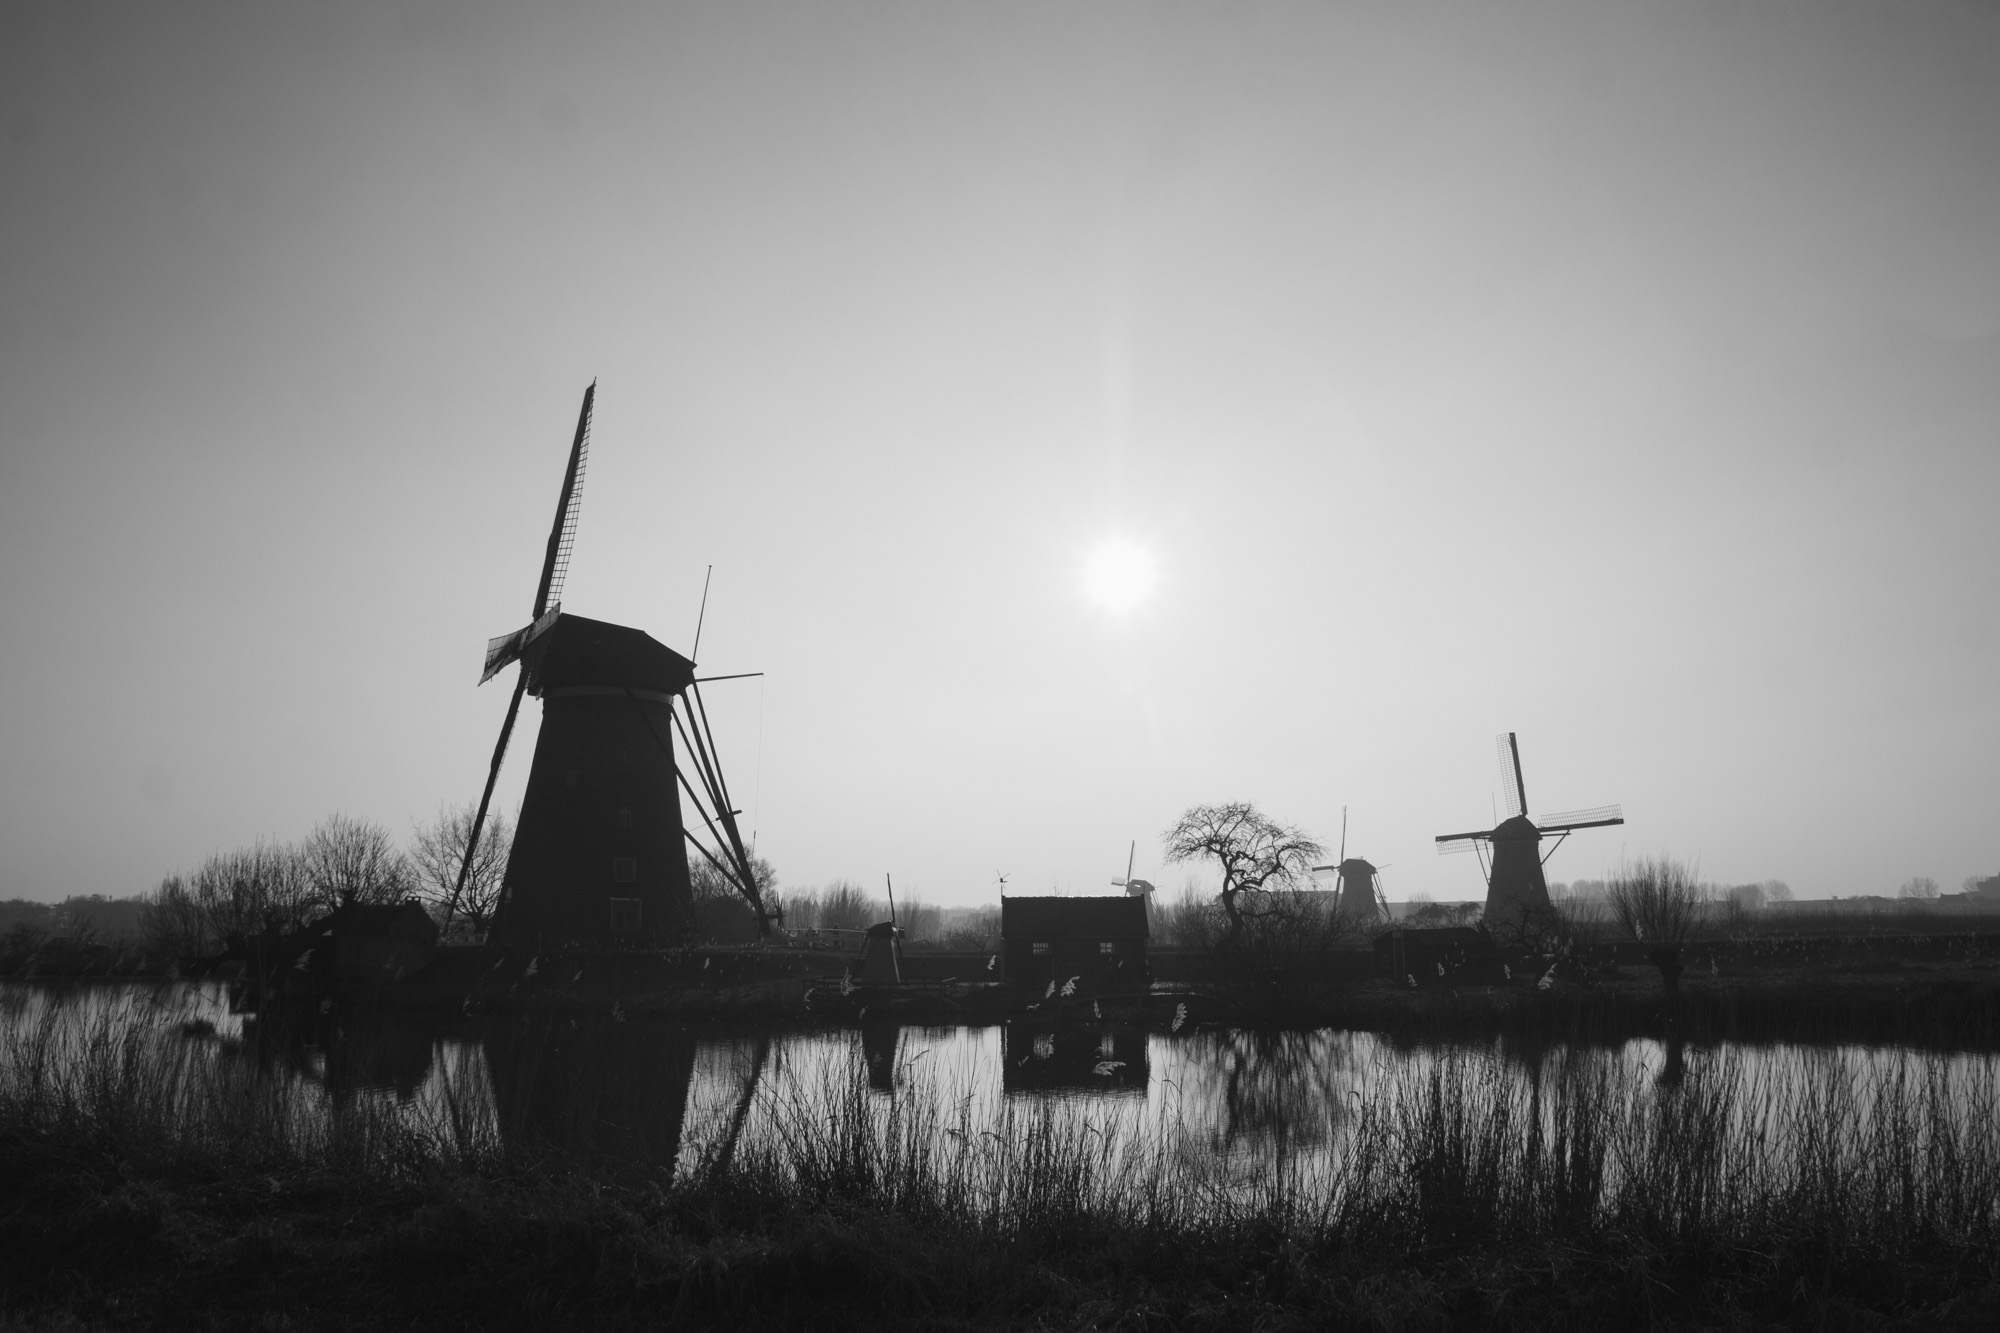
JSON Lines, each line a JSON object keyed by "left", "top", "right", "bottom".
{"left": 1002, "top": 1022, "right": 1149, "bottom": 1096}
{"left": 860, "top": 1019, "right": 902, "bottom": 1091}
{"left": 481, "top": 1013, "right": 699, "bottom": 1172}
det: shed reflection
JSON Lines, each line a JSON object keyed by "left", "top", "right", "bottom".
{"left": 1002, "top": 1022, "right": 1148, "bottom": 1095}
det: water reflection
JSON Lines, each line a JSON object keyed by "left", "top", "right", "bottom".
{"left": 860, "top": 1020, "right": 901, "bottom": 1091}
{"left": 1002, "top": 1022, "right": 1149, "bottom": 1096}
{"left": 1176, "top": 1029, "right": 1370, "bottom": 1154}
{"left": 482, "top": 1013, "right": 698, "bottom": 1171}
{"left": 235, "top": 1008, "right": 439, "bottom": 1104}
{"left": 9, "top": 982, "right": 2000, "bottom": 1211}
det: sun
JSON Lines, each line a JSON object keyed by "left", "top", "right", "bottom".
{"left": 1080, "top": 537, "right": 1160, "bottom": 615}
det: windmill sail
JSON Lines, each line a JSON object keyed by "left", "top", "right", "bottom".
{"left": 443, "top": 384, "right": 596, "bottom": 931}
{"left": 1497, "top": 733, "right": 1527, "bottom": 819}
{"left": 1438, "top": 732, "right": 1624, "bottom": 934}
{"left": 1538, "top": 804, "right": 1625, "bottom": 832}
{"left": 534, "top": 382, "right": 593, "bottom": 619}
{"left": 481, "top": 606, "right": 563, "bottom": 684}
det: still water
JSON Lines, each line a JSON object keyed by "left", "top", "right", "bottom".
{"left": 7, "top": 981, "right": 1998, "bottom": 1204}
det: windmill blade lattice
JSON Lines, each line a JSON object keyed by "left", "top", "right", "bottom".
{"left": 1496, "top": 733, "right": 1526, "bottom": 819}
{"left": 534, "top": 381, "right": 593, "bottom": 618}
{"left": 1538, "top": 804, "right": 1624, "bottom": 830}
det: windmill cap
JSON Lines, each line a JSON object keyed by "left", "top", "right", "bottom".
{"left": 1338, "top": 859, "right": 1377, "bottom": 874}
{"left": 1493, "top": 815, "right": 1540, "bottom": 839}
{"left": 520, "top": 614, "right": 696, "bottom": 695}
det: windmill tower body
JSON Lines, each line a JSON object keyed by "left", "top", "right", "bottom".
{"left": 1334, "top": 858, "right": 1385, "bottom": 923}
{"left": 1483, "top": 817, "right": 1552, "bottom": 926}
{"left": 489, "top": 616, "right": 696, "bottom": 947}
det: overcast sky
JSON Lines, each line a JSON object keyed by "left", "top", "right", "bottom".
{"left": 3, "top": 0, "right": 1997, "bottom": 908}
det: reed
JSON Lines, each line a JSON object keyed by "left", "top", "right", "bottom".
{"left": 4, "top": 989, "right": 2000, "bottom": 1328}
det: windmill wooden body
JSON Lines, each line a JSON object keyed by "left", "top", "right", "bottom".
{"left": 1435, "top": 733, "right": 1623, "bottom": 932}
{"left": 1313, "top": 808, "right": 1389, "bottom": 924}
{"left": 444, "top": 384, "right": 774, "bottom": 948}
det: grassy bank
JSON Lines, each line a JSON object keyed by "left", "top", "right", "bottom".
{"left": 5, "top": 999, "right": 2000, "bottom": 1328}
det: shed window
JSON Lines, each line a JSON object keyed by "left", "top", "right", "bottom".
{"left": 1032, "top": 942, "right": 1050, "bottom": 956}
{"left": 1098, "top": 941, "right": 1115, "bottom": 956}
{"left": 612, "top": 857, "right": 637, "bottom": 883}
{"left": 608, "top": 898, "right": 643, "bottom": 935}
{"left": 616, "top": 805, "right": 633, "bottom": 829}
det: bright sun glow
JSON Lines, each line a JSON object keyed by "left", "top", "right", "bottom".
{"left": 1080, "top": 537, "right": 1160, "bottom": 615}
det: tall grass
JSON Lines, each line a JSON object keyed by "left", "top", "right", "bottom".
{"left": 0, "top": 989, "right": 499, "bottom": 1179}
{"left": 6, "top": 990, "right": 2000, "bottom": 1276}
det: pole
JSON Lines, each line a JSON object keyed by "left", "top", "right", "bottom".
{"left": 692, "top": 564, "right": 714, "bottom": 660}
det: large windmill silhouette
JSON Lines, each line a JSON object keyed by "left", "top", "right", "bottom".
{"left": 443, "top": 384, "right": 773, "bottom": 946}
{"left": 1435, "top": 733, "right": 1623, "bottom": 930}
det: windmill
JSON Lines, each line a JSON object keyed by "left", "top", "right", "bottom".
{"left": 1435, "top": 733, "right": 1623, "bottom": 930}
{"left": 1111, "top": 841, "right": 1155, "bottom": 898}
{"left": 1312, "top": 807, "right": 1389, "bottom": 923}
{"left": 443, "top": 383, "right": 775, "bottom": 946}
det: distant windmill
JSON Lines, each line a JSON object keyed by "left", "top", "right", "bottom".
{"left": 993, "top": 871, "right": 1011, "bottom": 892}
{"left": 1111, "top": 841, "right": 1155, "bottom": 898}
{"left": 1312, "top": 807, "right": 1389, "bottom": 923}
{"left": 1435, "top": 733, "right": 1623, "bottom": 929}
{"left": 443, "top": 384, "right": 776, "bottom": 945}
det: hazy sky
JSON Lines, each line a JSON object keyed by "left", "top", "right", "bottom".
{"left": 4, "top": 0, "right": 1997, "bottom": 908}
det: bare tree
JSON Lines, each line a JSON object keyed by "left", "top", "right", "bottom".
{"left": 410, "top": 805, "right": 512, "bottom": 931}
{"left": 894, "top": 895, "right": 940, "bottom": 946}
{"left": 1156, "top": 880, "right": 1224, "bottom": 948}
{"left": 1725, "top": 882, "right": 1767, "bottom": 913}
{"left": 143, "top": 841, "right": 314, "bottom": 958}
{"left": 143, "top": 875, "right": 209, "bottom": 958}
{"left": 299, "top": 813, "right": 413, "bottom": 912}
{"left": 1606, "top": 857, "right": 1710, "bottom": 996}
{"left": 1763, "top": 879, "right": 1793, "bottom": 902}
{"left": 688, "top": 852, "right": 780, "bottom": 943}
{"left": 1898, "top": 876, "right": 1940, "bottom": 900}
{"left": 196, "top": 842, "right": 313, "bottom": 937}
{"left": 940, "top": 906, "right": 1000, "bottom": 950}
{"left": 1162, "top": 803, "right": 1323, "bottom": 951}
{"left": 823, "top": 879, "right": 874, "bottom": 928}
{"left": 1408, "top": 898, "right": 1483, "bottom": 929}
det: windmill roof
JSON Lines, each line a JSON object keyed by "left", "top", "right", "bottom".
{"left": 521, "top": 614, "right": 696, "bottom": 695}
{"left": 1001, "top": 895, "right": 1150, "bottom": 940}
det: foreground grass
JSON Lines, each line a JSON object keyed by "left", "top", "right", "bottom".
{"left": 4, "top": 996, "right": 2000, "bottom": 1329}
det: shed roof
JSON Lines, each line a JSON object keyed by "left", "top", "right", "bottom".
{"left": 1001, "top": 895, "right": 1149, "bottom": 940}
{"left": 313, "top": 901, "right": 439, "bottom": 939}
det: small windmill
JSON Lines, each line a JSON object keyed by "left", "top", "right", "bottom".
{"left": 1435, "top": 733, "right": 1623, "bottom": 929}
{"left": 1111, "top": 841, "right": 1155, "bottom": 898}
{"left": 1312, "top": 807, "right": 1389, "bottom": 923}
{"left": 444, "top": 383, "right": 776, "bottom": 945}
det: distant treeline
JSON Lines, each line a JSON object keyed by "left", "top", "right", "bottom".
{"left": 0, "top": 896, "right": 151, "bottom": 945}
